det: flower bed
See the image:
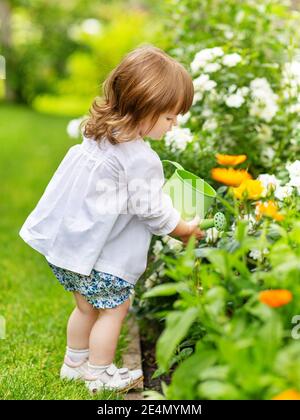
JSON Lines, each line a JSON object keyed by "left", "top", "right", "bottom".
{"left": 135, "top": 154, "right": 300, "bottom": 400}
{"left": 132, "top": 1, "right": 300, "bottom": 400}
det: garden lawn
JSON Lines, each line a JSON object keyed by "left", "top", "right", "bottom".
{"left": 0, "top": 104, "right": 129, "bottom": 400}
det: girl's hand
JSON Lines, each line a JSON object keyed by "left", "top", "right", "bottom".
{"left": 180, "top": 215, "right": 206, "bottom": 245}
{"left": 169, "top": 215, "right": 206, "bottom": 245}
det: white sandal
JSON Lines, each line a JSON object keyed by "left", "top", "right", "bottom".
{"left": 60, "top": 355, "right": 89, "bottom": 381}
{"left": 85, "top": 363, "right": 144, "bottom": 394}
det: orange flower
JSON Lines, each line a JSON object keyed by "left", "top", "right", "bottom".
{"left": 232, "top": 179, "right": 264, "bottom": 200}
{"left": 272, "top": 389, "right": 300, "bottom": 400}
{"left": 256, "top": 200, "right": 284, "bottom": 221}
{"left": 216, "top": 153, "right": 247, "bottom": 166}
{"left": 259, "top": 289, "right": 293, "bottom": 308}
{"left": 211, "top": 168, "right": 252, "bottom": 187}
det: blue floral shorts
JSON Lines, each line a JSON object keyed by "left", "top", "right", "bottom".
{"left": 47, "top": 260, "right": 135, "bottom": 309}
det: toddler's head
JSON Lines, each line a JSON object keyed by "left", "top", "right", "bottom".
{"left": 83, "top": 44, "right": 194, "bottom": 144}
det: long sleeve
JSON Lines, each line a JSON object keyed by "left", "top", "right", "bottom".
{"left": 126, "top": 154, "right": 181, "bottom": 236}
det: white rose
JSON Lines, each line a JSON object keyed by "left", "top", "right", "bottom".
{"left": 257, "top": 174, "right": 281, "bottom": 196}
{"left": 286, "top": 160, "right": 300, "bottom": 178}
{"left": 287, "top": 176, "right": 300, "bottom": 192}
{"left": 274, "top": 185, "right": 293, "bottom": 201}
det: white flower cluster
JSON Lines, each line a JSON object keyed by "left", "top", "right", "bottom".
{"left": 193, "top": 74, "right": 217, "bottom": 104}
{"left": 257, "top": 173, "right": 280, "bottom": 195}
{"left": 257, "top": 173, "right": 293, "bottom": 201}
{"left": 286, "top": 160, "right": 300, "bottom": 194}
{"left": 162, "top": 235, "right": 183, "bottom": 252}
{"left": 164, "top": 126, "right": 194, "bottom": 152}
{"left": 191, "top": 47, "right": 242, "bottom": 106}
{"left": 145, "top": 272, "right": 158, "bottom": 289}
{"left": 282, "top": 61, "right": 300, "bottom": 101}
{"left": 224, "top": 86, "right": 249, "bottom": 108}
{"left": 249, "top": 248, "right": 269, "bottom": 262}
{"left": 222, "top": 53, "right": 242, "bottom": 67}
{"left": 153, "top": 240, "right": 163, "bottom": 256}
{"left": 190, "top": 48, "right": 280, "bottom": 124}
{"left": 249, "top": 78, "right": 278, "bottom": 122}
{"left": 205, "top": 227, "right": 219, "bottom": 244}
{"left": 177, "top": 112, "right": 191, "bottom": 126}
{"left": 191, "top": 47, "right": 224, "bottom": 74}
{"left": 202, "top": 118, "right": 218, "bottom": 131}
{"left": 145, "top": 261, "right": 166, "bottom": 289}
{"left": 191, "top": 47, "right": 242, "bottom": 75}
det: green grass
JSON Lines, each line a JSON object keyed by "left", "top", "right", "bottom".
{"left": 0, "top": 104, "right": 129, "bottom": 399}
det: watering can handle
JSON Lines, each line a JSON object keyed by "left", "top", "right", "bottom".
{"left": 161, "top": 160, "right": 184, "bottom": 171}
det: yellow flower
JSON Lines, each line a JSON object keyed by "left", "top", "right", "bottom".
{"left": 211, "top": 168, "right": 252, "bottom": 187}
{"left": 272, "top": 389, "right": 300, "bottom": 400}
{"left": 256, "top": 200, "right": 284, "bottom": 221}
{"left": 216, "top": 153, "right": 247, "bottom": 166}
{"left": 259, "top": 289, "right": 292, "bottom": 308}
{"left": 232, "top": 179, "right": 264, "bottom": 200}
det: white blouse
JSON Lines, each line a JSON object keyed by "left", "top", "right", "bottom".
{"left": 19, "top": 135, "right": 181, "bottom": 285}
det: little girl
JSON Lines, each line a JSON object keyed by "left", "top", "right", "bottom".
{"left": 19, "top": 44, "right": 205, "bottom": 394}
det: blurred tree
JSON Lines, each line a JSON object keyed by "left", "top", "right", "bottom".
{"left": 0, "top": 0, "right": 166, "bottom": 107}
{"left": 0, "top": 0, "right": 84, "bottom": 104}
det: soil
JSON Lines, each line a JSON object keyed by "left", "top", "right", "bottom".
{"left": 139, "top": 321, "right": 175, "bottom": 393}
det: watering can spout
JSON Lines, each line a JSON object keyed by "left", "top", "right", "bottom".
{"left": 199, "top": 212, "right": 227, "bottom": 232}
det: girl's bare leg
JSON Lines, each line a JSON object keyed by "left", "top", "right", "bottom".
{"left": 66, "top": 292, "right": 99, "bottom": 349}
{"left": 89, "top": 298, "right": 131, "bottom": 365}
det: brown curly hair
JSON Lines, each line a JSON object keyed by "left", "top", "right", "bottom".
{"left": 82, "top": 44, "right": 194, "bottom": 145}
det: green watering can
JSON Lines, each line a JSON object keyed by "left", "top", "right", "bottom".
{"left": 162, "top": 160, "right": 227, "bottom": 231}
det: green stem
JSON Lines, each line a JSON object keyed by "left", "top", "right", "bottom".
{"left": 215, "top": 193, "right": 239, "bottom": 217}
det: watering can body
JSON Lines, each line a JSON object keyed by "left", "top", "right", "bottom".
{"left": 162, "top": 160, "right": 217, "bottom": 221}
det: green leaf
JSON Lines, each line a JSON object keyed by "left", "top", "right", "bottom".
{"left": 141, "top": 282, "right": 186, "bottom": 299}
{"left": 198, "top": 380, "right": 241, "bottom": 400}
{"left": 203, "top": 286, "right": 227, "bottom": 319}
{"left": 156, "top": 307, "right": 199, "bottom": 370}
{"left": 167, "top": 351, "right": 218, "bottom": 400}
{"left": 204, "top": 249, "right": 229, "bottom": 278}
{"left": 199, "top": 365, "right": 229, "bottom": 381}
